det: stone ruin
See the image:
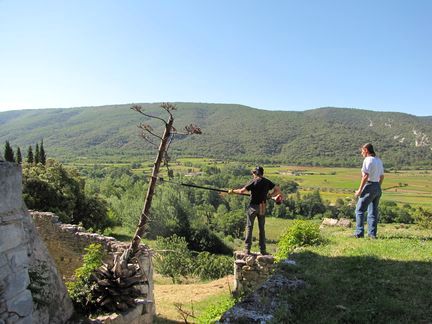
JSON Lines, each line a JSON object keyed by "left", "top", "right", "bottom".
{"left": 221, "top": 252, "right": 305, "bottom": 323}
{"left": 0, "top": 162, "right": 154, "bottom": 323}
{"left": 1, "top": 161, "right": 73, "bottom": 323}
{"left": 232, "top": 251, "right": 276, "bottom": 297}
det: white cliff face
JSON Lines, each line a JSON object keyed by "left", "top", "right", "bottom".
{"left": 413, "top": 129, "right": 430, "bottom": 147}
{"left": 0, "top": 162, "right": 74, "bottom": 323}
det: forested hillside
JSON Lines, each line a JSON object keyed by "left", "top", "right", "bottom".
{"left": 1, "top": 103, "right": 431, "bottom": 167}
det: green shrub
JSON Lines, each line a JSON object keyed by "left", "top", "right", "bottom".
{"left": 187, "top": 225, "right": 233, "bottom": 255}
{"left": 193, "top": 252, "right": 233, "bottom": 280}
{"left": 414, "top": 207, "right": 432, "bottom": 229}
{"left": 66, "top": 243, "right": 104, "bottom": 314}
{"left": 154, "top": 235, "right": 193, "bottom": 283}
{"left": 275, "top": 220, "right": 323, "bottom": 261}
{"left": 196, "top": 295, "right": 236, "bottom": 323}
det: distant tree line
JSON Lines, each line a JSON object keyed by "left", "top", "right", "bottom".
{"left": 3, "top": 140, "right": 47, "bottom": 165}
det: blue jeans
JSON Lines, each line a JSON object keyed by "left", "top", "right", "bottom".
{"left": 245, "top": 205, "right": 266, "bottom": 252}
{"left": 355, "top": 182, "right": 382, "bottom": 237}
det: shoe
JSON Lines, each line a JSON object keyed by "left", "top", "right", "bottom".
{"left": 368, "top": 235, "right": 377, "bottom": 240}
{"left": 352, "top": 234, "right": 364, "bottom": 238}
{"left": 244, "top": 249, "right": 251, "bottom": 255}
{"left": 260, "top": 251, "right": 269, "bottom": 255}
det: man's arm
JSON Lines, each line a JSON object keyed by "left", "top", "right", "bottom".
{"left": 355, "top": 173, "right": 369, "bottom": 197}
{"left": 270, "top": 185, "right": 282, "bottom": 197}
{"left": 232, "top": 187, "right": 248, "bottom": 195}
{"left": 379, "top": 174, "right": 384, "bottom": 185}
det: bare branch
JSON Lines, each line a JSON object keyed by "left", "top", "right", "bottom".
{"left": 138, "top": 123, "right": 163, "bottom": 140}
{"left": 185, "top": 124, "right": 202, "bottom": 134}
{"left": 139, "top": 133, "right": 158, "bottom": 148}
{"left": 131, "top": 104, "right": 168, "bottom": 125}
{"left": 174, "top": 302, "right": 196, "bottom": 323}
{"left": 160, "top": 102, "right": 176, "bottom": 120}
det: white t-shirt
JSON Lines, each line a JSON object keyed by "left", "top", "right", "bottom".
{"left": 362, "top": 156, "right": 384, "bottom": 182}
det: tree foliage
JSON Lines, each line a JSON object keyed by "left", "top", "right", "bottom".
{"left": 4, "top": 140, "right": 15, "bottom": 162}
{"left": 2, "top": 104, "right": 431, "bottom": 168}
{"left": 22, "top": 160, "right": 111, "bottom": 230}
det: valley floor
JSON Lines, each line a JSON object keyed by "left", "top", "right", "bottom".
{"left": 153, "top": 275, "right": 234, "bottom": 323}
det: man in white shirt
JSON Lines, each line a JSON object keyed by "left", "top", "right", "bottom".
{"left": 354, "top": 143, "right": 384, "bottom": 239}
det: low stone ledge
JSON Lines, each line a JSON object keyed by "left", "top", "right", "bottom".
{"left": 233, "top": 251, "right": 275, "bottom": 297}
{"left": 221, "top": 274, "right": 306, "bottom": 323}
{"left": 30, "top": 211, "right": 155, "bottom": 323}
{"left": 320, "top": 217, "right": 352, "bottom": 228}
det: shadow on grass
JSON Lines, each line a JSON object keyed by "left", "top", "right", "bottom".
{"left": 380, "top": 234, "right": 432, "bottom": 241}
{"left": 273, "top": 251, "right": 432, "bottom": 323}
{"left": 153, "top": 315, "right": 182, "bottom": 324}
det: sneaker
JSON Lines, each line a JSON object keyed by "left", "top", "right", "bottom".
{"left": 368, "top": 235, "right": 377, "bottom": 240}
{"left": 352, "top": 234, "right": 364, "bottom": 238}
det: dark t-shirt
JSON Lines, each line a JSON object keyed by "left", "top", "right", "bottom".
{"left": 245, "top": 177, "right": 275, "bottom": 205}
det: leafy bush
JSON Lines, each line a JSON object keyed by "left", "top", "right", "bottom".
{"left": 196, "top": 295, "right": 236, "bottom": 323}
{"left": 154, "top": 235, "right": 193, "bottom": 283}
{"left": 22, "top": 160, "right": 111, "bottom": 231}
{"left": 187, "top": 225, "right": 233, "bottom": 255}
{"left": 213, "top": 210, "right": 245, "bottom": 239}
{"left": 66, "top": 243, "right": 104, "bottom": 314}
{"left": 154, "top": 235, "right": 233, "bottom": 282}
{"left": 193, "top": 252, "right": 233, "bottom": 280}
{"left": 275, "top": 220, "right": 323, "bottom": 261}
{"left": 414, "top": 207, "right": 432, "bottom": 229}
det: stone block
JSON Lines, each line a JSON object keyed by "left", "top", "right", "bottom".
{"left": 0, "top": 255, "right": 8, "bottom": 268}
{"left": 0, "top": 164, "right": 22, "bottom": 214}
{"left": 4, "top": 270, "right": 30, "bottom": 299}
{"left": 6, "top": 290, "right": 33, "bottom": 317}
{"left": 6, "top": 248, "right": 30, "bottom": 269}
{"left": 0, "top": 223, "right": 24, "bottom": 253}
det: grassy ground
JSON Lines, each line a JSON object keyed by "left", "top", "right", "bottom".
{"left": 145, "top": 218, "right": 432, "bottom": 323}
{"left": 272, "top": 223, "right": 432, "bottom": 323}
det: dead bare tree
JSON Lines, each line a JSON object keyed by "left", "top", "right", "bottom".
{"left": 88, "top": 103, "right": 201, "bottom": 313}
{"left": 130, "top": 102, "right": 201, "bottom": 253}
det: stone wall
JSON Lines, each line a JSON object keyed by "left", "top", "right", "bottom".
{"left": 233, "top": 251, "right": 275, "bottom": 297}
{"left": 0, "top": 161, "right": 74, "bottom": 323}
{"left": 31, "top": 211, "right": 130, "bottom": 281}
{"left": 30, "top": 211, "right": 155, "bottom": 323}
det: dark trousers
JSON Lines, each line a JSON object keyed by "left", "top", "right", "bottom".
{"left": 244, "top": 204, "right": 266, "bottom": 252}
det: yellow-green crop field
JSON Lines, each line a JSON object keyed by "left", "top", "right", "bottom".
{"left": 69, "top": 157, "right": 432, "bottom": 209}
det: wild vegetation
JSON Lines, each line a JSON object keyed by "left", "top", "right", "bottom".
{"left": 1, "top": 103, "right": 431, "bottom": 167}
{"left": 2, "top": 102, "right": 431, "bottom": 321}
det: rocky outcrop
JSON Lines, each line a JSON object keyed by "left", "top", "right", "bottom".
{"left": 221, "top": 259, "right": 305, "bottom": 323}
{"left": 233, "top": 251, "right": 276, "bottom": 297}
{"left": 0, "top": 161, "right": 74, "bottom": 323}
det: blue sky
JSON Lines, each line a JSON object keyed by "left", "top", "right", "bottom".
{"left": 0, "top": 0, "right": 431, "bottom": 116}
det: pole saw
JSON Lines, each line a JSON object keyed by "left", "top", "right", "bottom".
{"left": 157, "top": 177, "right": 283, "bottom": 204}
{"left": 158, "top": 177, "right": 250, "bottom": 196}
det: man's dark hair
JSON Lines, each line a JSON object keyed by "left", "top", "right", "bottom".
{"left": 363, "top": 143, "right": 376, "bottom": 157}
{"left": 252, "top": 166, "right": 264, "bottom": 176}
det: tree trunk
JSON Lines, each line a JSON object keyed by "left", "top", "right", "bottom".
{"left": 130, "top": 115, "right": 174, "bottom": 253}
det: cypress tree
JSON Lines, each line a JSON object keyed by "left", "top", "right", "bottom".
{"left": 16, "top": 147, "right": 22, "bottom": 164}
{"left": 35, "top": 143, "right": 40, "bottom": 164}
{"left": 40, "top": 140, "right": 46, "bottom": 165}
{"left": 4, "top": 141, "right": 15, "bottom": 162}
{"left": 27, "top": 145, "right": 34, "bottom": 164}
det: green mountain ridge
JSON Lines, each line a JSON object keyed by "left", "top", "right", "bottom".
{"left": 1, "top": 103, "right": 431, "bottom": 167}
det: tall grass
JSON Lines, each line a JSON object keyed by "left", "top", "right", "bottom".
{"left": 272, "top": 224, "right": 432, "bottom": 323}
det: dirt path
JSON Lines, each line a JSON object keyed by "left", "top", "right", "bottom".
{"left": 153, "top": 275, "right": 234, "bottom": 323}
